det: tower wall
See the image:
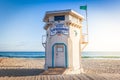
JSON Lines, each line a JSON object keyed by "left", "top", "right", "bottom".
{"left": 45, "top": 24, "right": 69, "bottom": 67}
{"left": 43, "top": 9, "right": 84, "bottom": 70}
{"left": 69, "top": 26, "right": 81, "bottom": 70}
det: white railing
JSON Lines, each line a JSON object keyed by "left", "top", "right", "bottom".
{"left": 81, "top": 33, "right": 88, "bottom": 51}
{"left": 42, "top": 35, "right": 46, "bottom": 48}
{"left": 81, "top": 33, "right": 88, "bottom": 44}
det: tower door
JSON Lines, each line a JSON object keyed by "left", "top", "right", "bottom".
{"left": 54, "top": 44, "right": 65, "bottom": 67}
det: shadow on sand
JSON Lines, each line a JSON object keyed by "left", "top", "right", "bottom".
{"left": 0, "top": 68, "right": 107, "bottom": 80}
{"left": 0, "top": 68, "right": 44, "bottom": 77}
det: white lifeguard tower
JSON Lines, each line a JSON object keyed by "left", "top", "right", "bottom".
{"left": 42, "top": 9, "right": 88, "bottom": 74}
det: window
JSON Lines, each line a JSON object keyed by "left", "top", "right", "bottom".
{"left": 56, "top": 45, "right": 64, "bottom": 52}
{"left": 54, "top": 15, "right": 65, "bottom": 21}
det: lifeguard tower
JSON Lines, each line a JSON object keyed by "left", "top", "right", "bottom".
{"left": 42, "top": 9, "right": 88, "bottom": 74}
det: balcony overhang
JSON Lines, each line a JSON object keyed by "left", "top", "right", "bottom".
{"left": 44, "top": 20, "right": 82, "bottom": 30}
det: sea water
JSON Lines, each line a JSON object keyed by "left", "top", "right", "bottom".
{"left": 0, "top": 52, "right": 45, "bottom": 58}
{"left": 0, "top": 51, "right": 120, "bottom": 58}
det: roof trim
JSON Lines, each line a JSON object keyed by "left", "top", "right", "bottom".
{"left": 43, "top": 9, "right": 84, "bottom": 22}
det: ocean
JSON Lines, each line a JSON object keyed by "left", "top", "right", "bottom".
{"left": 0, "top": 52, "right": 45, "bottom": 58}
{"left": 0, "top": 52, "right": 120, "bottom": 58}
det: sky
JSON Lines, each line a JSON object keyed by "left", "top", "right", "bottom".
{"left": 0, "top": 0, "right": 120, "bottom": 51}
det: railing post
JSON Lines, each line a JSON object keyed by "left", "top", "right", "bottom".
{"left": 42, "top": 35, "right": 46, "bottom": 48}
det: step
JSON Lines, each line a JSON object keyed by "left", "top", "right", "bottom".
{"left": 41, "top": 68, "right": 66, "bottom": 75}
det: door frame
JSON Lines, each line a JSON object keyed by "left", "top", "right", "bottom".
{"left": 52, "top": 43, "right": 68, "bottom": 68}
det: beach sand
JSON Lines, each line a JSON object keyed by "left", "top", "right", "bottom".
{"left": 0, "top": 58, "right": 120, "bottom": 80}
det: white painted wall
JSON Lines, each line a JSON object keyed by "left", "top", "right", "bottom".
{"left": 49, "top": 16, "right": 54, "bottom": 22}
{"left": 69, "top": 26, "right": 81, "bottom": 70}
{"left": 46, "top": 34, "right": 68, "bottom": 67}
{"left": 45, "top": 13, "right": 82, "bottom": 70}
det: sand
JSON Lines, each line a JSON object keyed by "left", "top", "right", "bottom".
{"left": 0, "top": 58, "right": 120, "bottom": 80}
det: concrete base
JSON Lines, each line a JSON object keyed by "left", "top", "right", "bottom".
{"left": 63, "top": 68, "right": 84, "bottom": 74}
{"left": 41, "top": 68, "right": 84, "bottom": 75}
{"left": 44, "top": 64, "right": 48, "bottom": 70}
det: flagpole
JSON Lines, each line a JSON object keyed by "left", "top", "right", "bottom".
{"left": 79, "top": 0, "right": 89, "bottom": 51}
{"left": 85, "top": 0, "right": 89, "bottom": 43}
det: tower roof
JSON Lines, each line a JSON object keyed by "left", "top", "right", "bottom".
{"left": 43, "top": 9, "right": 84, "bottom": 22}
